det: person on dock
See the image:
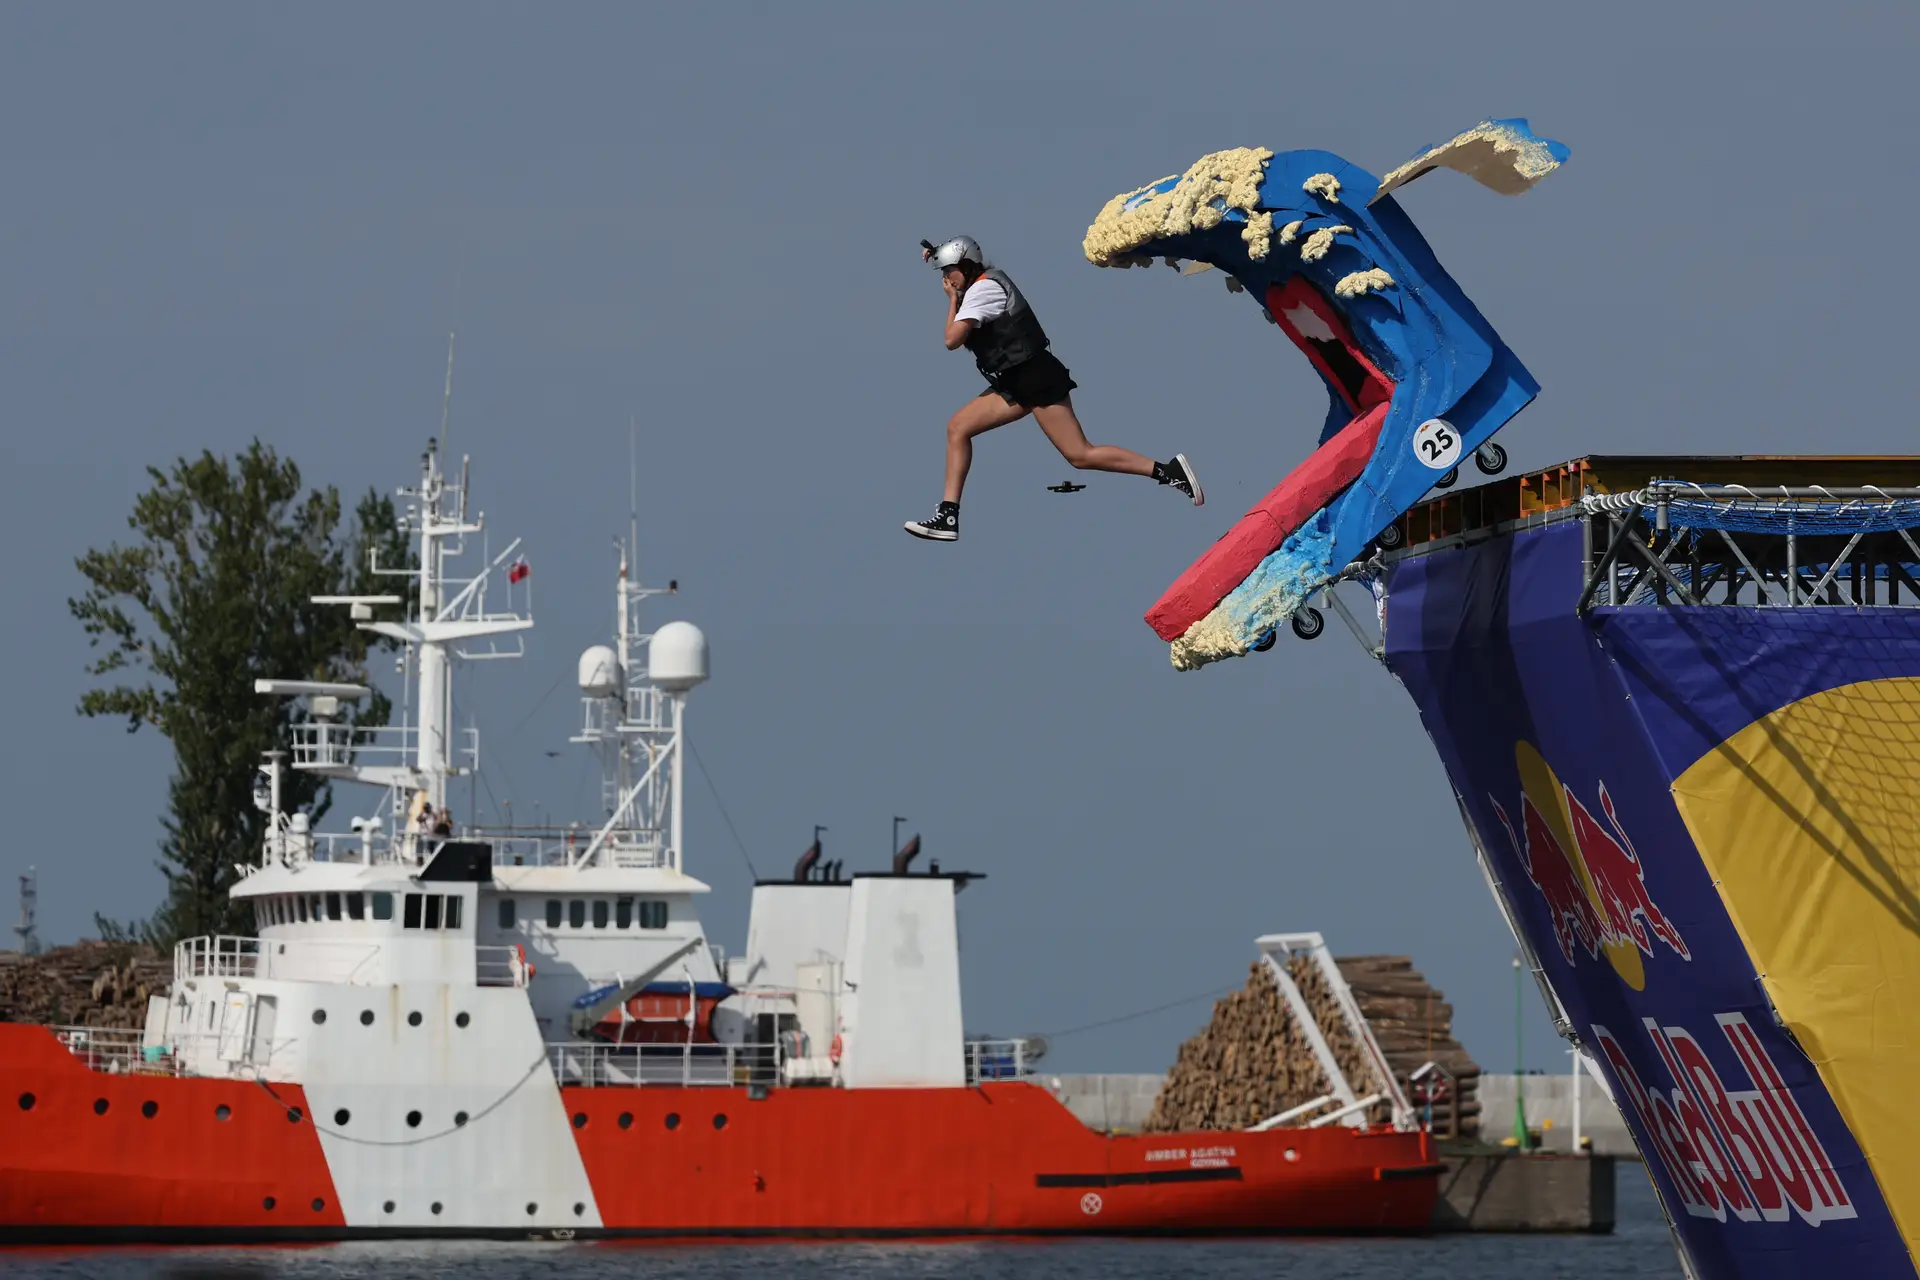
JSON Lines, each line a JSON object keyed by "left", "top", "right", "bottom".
{"left": 903, "top": 235, "right": 1203, "bottom": 542}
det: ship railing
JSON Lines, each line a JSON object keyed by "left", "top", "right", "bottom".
{"left": 174, "top": 935, "right": 382, "bottom": 984}
{"left": 288, "top": 722, "right": 479, "bottom": 774}
{"left": 175, "top": 935, "right": 263, "bottom": 982}
{"left": 476, "top": 944, "right": 534, "bottom": 988}
{"left": 547, "top": 1041, "right": 781, "bottom": 1089}
{"left": 49, "top": 1025, "right": 296, "bottom": 1079}
{"left": 964, "top": 1037, "right": 1043, "bottom": 1084}
{"left": 475, "top": 831, "right": 667, "bottom": 871}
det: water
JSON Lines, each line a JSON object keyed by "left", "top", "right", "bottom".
{"left": 0, "top": 1167, "right": 1679, "bottom": 1280}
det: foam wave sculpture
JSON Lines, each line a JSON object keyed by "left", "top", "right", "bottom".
{"left": 1084, "top": 120, "right": 1568, "bottom": 670}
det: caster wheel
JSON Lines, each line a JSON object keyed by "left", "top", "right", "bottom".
{"left": 1375, "top": 522, "right": 1404, "bottom": 550}
{"left": 1252, "top": 628, "right": 1277, "bottom": 652}
{"left": 1434, "top": 468, "right": 1459, "bottom": 490}
{"left": 1290, "top": 608, "right": 1325, "bottom": 641}
{"left": 1475, "top": 442, "right": 1507, "bottom": 475}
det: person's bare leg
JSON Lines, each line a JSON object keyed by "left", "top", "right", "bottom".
{"left": 1030, "top": 398, "right": 1155, "bottom": 477}
{"left": 944, "top": 392, "right": 1031, "bottom": 503}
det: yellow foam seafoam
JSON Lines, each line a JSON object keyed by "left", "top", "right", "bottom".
{"left": 1302, "top": 172, "right": 1342, "bottom": 202}
{"left": 1335, "top": 268, "right": 1396, "bottom": 298}
{"left": 1241, "top": 211, "right": 1275, "bottom": 262}
{"left": 1277, "top": 219, "right": 1305, "bottom": 246}
{"left": 1169, "top": 609, "right": 1242, "bottom": 671}
{"left": 1374, "top": 120, "right": 1564, "bottom": 202}
{"left": 1298, "top": 225, "right": 1353, "bottom": 263}
{"left": 1083, "top": 148, "right": 1275, "bottom": 267}
{"left": 1670, "top": 677, "right": 1920, "bottom": 1252}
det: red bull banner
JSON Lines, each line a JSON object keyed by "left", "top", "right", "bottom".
{"left": 1383, "top": 517, "right": 1920, "bottom": 1278}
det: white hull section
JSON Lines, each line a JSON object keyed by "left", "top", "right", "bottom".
{"left": 296, "top": 985, "right": 601, "bottom": 1230}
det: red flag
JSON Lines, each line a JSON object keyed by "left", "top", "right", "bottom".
{"left": 508, "top": 559, "right": 530, "bottom": 585}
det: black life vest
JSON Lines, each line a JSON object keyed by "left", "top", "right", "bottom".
{"left": 962, "top": 268, "right": 1050, "bottom": 378}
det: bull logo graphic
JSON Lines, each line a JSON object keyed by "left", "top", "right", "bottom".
{"left": 1490, "top": 742, "right": 1688, "bottom": 991}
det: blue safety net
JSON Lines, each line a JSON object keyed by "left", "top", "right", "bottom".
{"left": 1639, "top": 494, "right": 1920, "bottom": 536}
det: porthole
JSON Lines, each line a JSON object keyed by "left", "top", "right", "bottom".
{"left": 573, "top": 1202, "right": 585, "bottom": 1217}
{"left": 215, "top": 1104, "right": 231, "bottom": 1121}
{"left": 526, "top": 1202, "right": 538, "bottom": 1216}
{"left": 263, "top": 1196, "right": 276, "bottom": 1211}
{"left": 455, "top": 1012, "right": 470, "bottom": 1029}
{"left": 572, "top": 1112, "right": 587, "bottom": 1129}
{"left": 407, "top": 1011, "right": 422, "bottom": 1027}
{"left": 92, "top": 1098, "right": 109, "bottom": 1116}
{"left": 287, "top": 1106, "right": 304, "bottom": 1124}
{"left": 383, "top": 1200, "right": 395, "bottom": 1214}
{"left": 359, "top": 1010, "right": 374, "bottom": 1026}
{"left": 431, "top": 1201, "right": 443, "bottom": 1216}
{"left": 141, "top": 1101, "right": 158, "bottom": 1119}
{"left": 312, "top": 1010, "right": 327, "bottom": 1025}
{"left": 311, "top": 1198, "right": 325, "bottom": 1212}
{"left": 16, "top": 1093, "right": 33, "bottom": 1111}
{"left": 618, "top": 1112, "right": 633, "bottom": 1130}
{"left": 406, "top": 1110, "right": 422, "bottom": 1128}
{"left": 454, "top": 1111, "right": 469, "bottom": 1127}
{"left": 664, "top": 1112, "right": 680, "bottom": 1130}
{"left": 713, "top": 1113, "right": 728, "bottom": 1130}
{"left": 334, "top": 1108, "right": 351, "bottom": 1126}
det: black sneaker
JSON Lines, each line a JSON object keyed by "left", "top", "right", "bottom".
{"left": 905, "top": 502, "right": 959, "bottom": 541}
{"left": 1161, "top": 454, "right": 1204, "bottom": 506}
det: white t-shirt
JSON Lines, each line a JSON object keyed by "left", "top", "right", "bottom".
{"left": 954, "top": 277, "right": 1008, "bottom": 326}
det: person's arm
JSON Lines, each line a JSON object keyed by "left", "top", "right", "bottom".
{"left": 942, "top": 277, "right": 973, "bottom": 350}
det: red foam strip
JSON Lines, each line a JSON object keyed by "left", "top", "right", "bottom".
{"left": 1144, "top": 399, "right": 1389, "bottom": 642}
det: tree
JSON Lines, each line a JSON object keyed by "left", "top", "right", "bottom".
{"left": 71, "top": 441, "right": 407, "bottom": 946}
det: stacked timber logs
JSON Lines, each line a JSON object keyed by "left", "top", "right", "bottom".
{"left": 0, "top": 941, "right": 169, "bottom": 1030}
{"left": 1143, "top": 961, "right": 1331, "bottom": 1132}
{"left": 1337, "top": 955, "right": 1481, "bottom": 1139}
{"left": 1143, "top": 952, "right": 1481, "bottom": 1137}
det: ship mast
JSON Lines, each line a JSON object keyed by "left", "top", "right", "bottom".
{"left": 572, "top": 423, "right": 700, "bottom": 872}
{"left": 267, "top": 339, "right": 534, "bottom": 858}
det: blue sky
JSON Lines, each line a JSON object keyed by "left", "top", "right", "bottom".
{"left": 3, "top": 2, "right": 1916, "bottom": 1074}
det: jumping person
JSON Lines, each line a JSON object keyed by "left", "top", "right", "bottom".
{"left": 904, "top": 236, "right": 1202, "bottom": 541}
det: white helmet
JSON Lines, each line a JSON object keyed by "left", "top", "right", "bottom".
{"left": 928, "top": 235, "right": 984, "bottom": 270}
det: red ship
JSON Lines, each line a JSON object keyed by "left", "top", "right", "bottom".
{"left": 0, "top": 439, "right": 1442, "bottom": 1241}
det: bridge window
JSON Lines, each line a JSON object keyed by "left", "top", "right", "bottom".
{"left": 444, "top": 896, "right": 462, "bottom": 930}
{"left": 569, "top": 900, "right": 586, "bottom": 929}
{"left": 325, "top": 893, "right": 342, "bottom": 921}
{"left": 403, "top": 894, "right": 423, "bottom": 929}
{"left": 372, "top": 892, "right": 394, "bottom": 922}
{"left": 592, "top": 899, "right": 609, "bottom": 929}
{"left": 297, "top": 896, "right": 310, "bottom": 923}
{"left": 640, "top": 900, "right": 668, "bottom": 929}
{"left": 546, "top": 899, "right": 562, "bottom": 928}
{"left": 346, "top": 892, "right": 364, "bottom": 921}
{"left": 498, "top": 898, "right": 514, "bottom": 929}
{"left": 310, "top": 894, "right": 323, "bottom": 921}
{"left": 423, "top": 895, "right": 442, "bottom": 930}
{"left": 616, "top": 897, "right": 633, "bottom": 929}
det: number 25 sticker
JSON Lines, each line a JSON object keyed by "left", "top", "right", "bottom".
{"left": 1413, "top": 419, "right": 1461, "bottom": 471}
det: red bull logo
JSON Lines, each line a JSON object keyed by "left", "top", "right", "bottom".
{"left": 1490, "top": 741, "right": 1688, "bottom": 990}
{"left": 1592, "top": 1016, "right": 1856, "bottom": 1227}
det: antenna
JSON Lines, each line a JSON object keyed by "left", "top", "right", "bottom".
{"left": 15, "top": 866, "right": 39, "bottom": 958}
{"left": 439, "top": 332, "right": 457, "bottom": 457}
{"left": 628, "top": 414, "right": 638, "bottom": 577}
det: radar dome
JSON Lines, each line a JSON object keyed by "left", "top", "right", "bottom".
{"left": 577, "top": 645, "right": 622, "bottom": 697}
{"left": 649, "top": 621, "right": 709, "bottom": 692}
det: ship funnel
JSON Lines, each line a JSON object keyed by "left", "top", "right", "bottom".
{"left": 892, "top": 834, "right": 921, "bottom": 875}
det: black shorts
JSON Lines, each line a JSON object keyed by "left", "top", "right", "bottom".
{"left": 981, "top": 351, "right": 1077, "bottom": 409}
